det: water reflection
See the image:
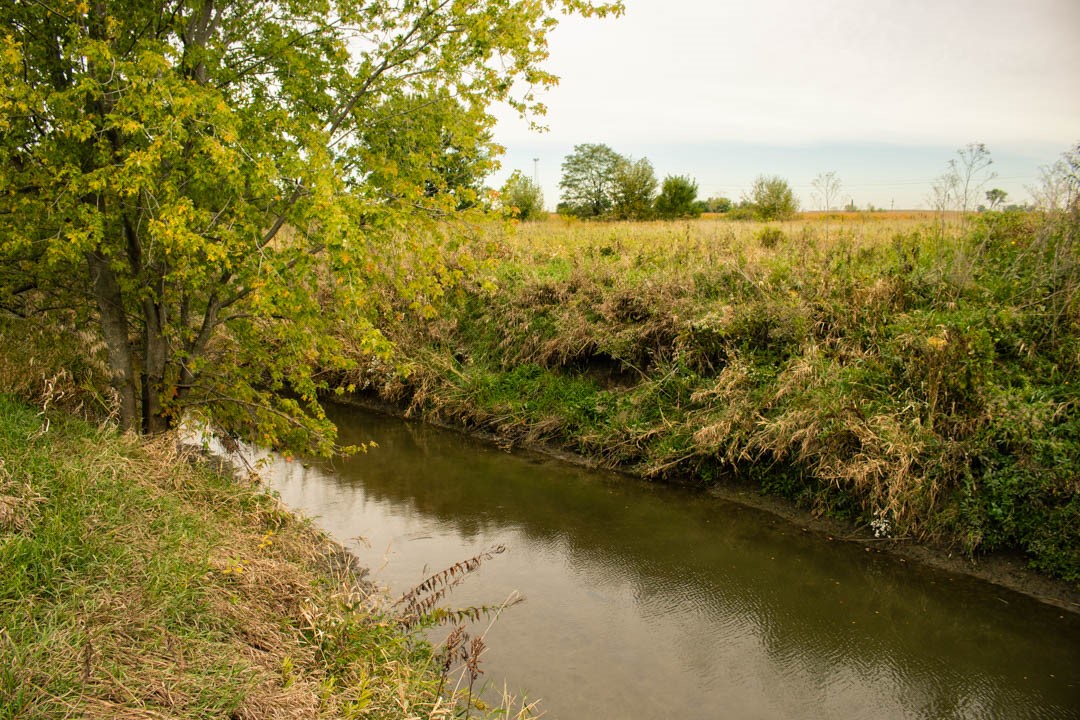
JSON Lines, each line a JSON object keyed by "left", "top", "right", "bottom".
{"left": 263, "top": 404, "right": 1080, "bottom": 720}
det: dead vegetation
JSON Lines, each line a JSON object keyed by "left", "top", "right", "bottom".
{"left": 349, "top": 212, "right": 1080, "bottom": 586}
{"left": 0, "top": 395, "right": 539, "bottom": 718}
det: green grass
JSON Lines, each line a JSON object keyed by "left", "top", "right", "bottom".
{"left": 354, "top": 210, "right": 1080, "bottom": 586}
{"left": 0, "top": 394, "right": 455, "bottom": 718}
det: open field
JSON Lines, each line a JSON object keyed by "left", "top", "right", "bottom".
{"left": 356, "top": 211, "right": 1080, "bottom": 585}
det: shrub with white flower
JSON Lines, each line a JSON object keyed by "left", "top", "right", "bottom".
{"left": 870, "top": 508, "right": 891, "bottom": 538}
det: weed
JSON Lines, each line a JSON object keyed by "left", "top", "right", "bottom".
{"left": 757, "top": 226, "right": 786, "bottom": 248}
{"left": 0, "top": 395, "right": 540, "bottom": 718}
{"left": 348, "top": 211, "right": 1080, "bottom": 585}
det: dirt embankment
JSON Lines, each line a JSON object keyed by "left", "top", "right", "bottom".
{"left": 337, "top": 393, "right": 1080, "bottom": 615}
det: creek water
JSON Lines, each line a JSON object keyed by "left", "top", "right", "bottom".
{"left": 261, "top": 404, "right": 1079, "bottom": 719}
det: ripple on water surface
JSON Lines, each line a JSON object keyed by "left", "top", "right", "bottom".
{"left": 259, "top": 405, "right": 1080, "bottom": 720}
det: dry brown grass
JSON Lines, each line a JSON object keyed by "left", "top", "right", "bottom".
{"left": 502, "top": 213, "right": 936, "bottom": 263}
{"left": 0, "top": 396, "right": 469, "bottom": 719}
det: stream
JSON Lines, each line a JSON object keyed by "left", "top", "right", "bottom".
{"left": 258, "top": 403, "right": 1079, "bottom": 719}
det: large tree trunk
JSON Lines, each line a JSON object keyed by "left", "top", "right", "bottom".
{"left": 87, "top": 251, "right": 138, "bottom": 431}
{"left": 141, "top": 294, "right": 169, "bottom": 434}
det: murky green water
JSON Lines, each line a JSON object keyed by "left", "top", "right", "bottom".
{"left": 263, "top": 404, "right": 1080, "bottom": 719}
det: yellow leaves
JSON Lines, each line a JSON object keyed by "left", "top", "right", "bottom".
{"left": 926, "top": 335, "right": 948, "bottom": 351}
{"left": 0, "top": 35, "right": 22, "bottom": 68}
{"left": 64, "top": 118, "right": 96, "bottom": 142}
{"left": 220, "top": 557, "right": 247, "bottom": 576}
{"left": 258, "top": 531, "right": 275, "bottom": 551}
{"left": 114, "top": 117, "right": 143, "bottom": 136}
{"left": 148, "top": 200, "right": 232, "bottom": 274}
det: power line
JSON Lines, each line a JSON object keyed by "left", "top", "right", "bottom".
{"left": 702, "top": 175, "right": 1035, "bottom": 193}
{"left": 794, "top": 172, "right": 1036, "bottom": 187}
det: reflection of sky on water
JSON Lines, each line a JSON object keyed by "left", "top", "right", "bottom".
{"left": 214, "top": 407, "right": 1080, "bottom": 720}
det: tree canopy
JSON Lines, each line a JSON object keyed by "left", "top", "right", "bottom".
{"left": 500, "top": 171, "right": 546, "bottom": 221}
{"left": 610, "top": 157, "right": 657, "bottom": 220}
{"left": 745, "top": 175, "right": 799, "bottom": 220}
{"left": 558, "top": 143, "right": 623, "bottom": 218}
{"left": 0, "top": 0, "right": 621, "bottom": 454}
{"left": 655, "top": 175, "right": 700, "bottom": 219}
{"left": 984, "top": 188, "right": 1007, "bottom": 210}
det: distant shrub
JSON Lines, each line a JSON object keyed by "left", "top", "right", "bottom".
{"left": 726, "top": 204, "right": 758, "bottom": 221}
{"left": 756, "top": 227, "right": 785, "bottom": 248}
{"left": 704, "top": 196, "right": 733, "bottom": 213}
{"left": 655, "top": 175, "right": 701, "bottom": 219}
{"left": 500, "top": 171, "right": 545, "bottom": 221}
{"left": 745, "top": 174, "right": 799, "bottom": 220}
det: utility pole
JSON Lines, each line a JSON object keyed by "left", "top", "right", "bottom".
{"left": 533, "top": 157, "right": 539, "bottom": 186}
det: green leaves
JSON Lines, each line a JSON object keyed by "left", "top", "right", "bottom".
{"left": 558, "top": 143, "right": 623, "bottom": 218}
{"left": 655, "top": 175, "right": 700, "bottom": 219}
{"left": 0, "top": 0, "right": 623, "bottom": 451}
{"left": 744, "top": 175, "right": 799, "bottom": 221}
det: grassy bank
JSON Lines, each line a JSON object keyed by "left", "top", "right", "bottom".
{"left": 0, "top": 395, "right": 504, "bottom": 718}
{"left": 353, "top": 212, "right": 1080, "bottom": 586}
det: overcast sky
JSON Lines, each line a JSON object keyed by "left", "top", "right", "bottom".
{"left": 491, "top": 0, "right": 1080, "bottom": 210}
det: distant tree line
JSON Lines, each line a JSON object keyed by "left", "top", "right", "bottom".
{"left": 554, "top": 144, "right": 802, "bottom": 221}
{"left": 505, "top": 140, "right": 1080, "bottom": 224}
{"left": 555, "top": 143, "right": 701, "bottom": 220}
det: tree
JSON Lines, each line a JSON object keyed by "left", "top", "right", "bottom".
{"left": 655, "top": 175, "right": 701, "bottom": 219}
{"left": 927, "top": 171, "right": 959, "bottom": 239}
{"left": 1028, "top": 144, "right": 1080, "bottom": 213}
{"left": 704, "top": 196, "right": 733, "bottom": 213}
{"left": 950, "top": 142, "right": 996, "bottom": 233}
{"left": 558, "top": 143, "right": 624, "bottom": 218}
{"left": 360, "top": 88, "right": 495, "bottom": 210}
{"left": 610, "top": 157, "right": 658, "bottom": 220}
{"left": 745, "top": 175, "right": 798, "bottom": 220}
{"left": 811, "top": 170, "right": 842, "bottom": 241}
{"left": 984, "top": 188, "right": 1008, "bottom": 211}
{"left": 500, "top": 171, "right": 546, "bottom": 221}
{"left": 0, "top": 0, "right": 621, "bottom": 453}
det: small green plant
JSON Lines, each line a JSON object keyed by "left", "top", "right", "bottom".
{"left": 756, "top": 227, "right": 786, "bottom": 248}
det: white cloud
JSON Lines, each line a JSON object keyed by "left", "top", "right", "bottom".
{"left": 491, "top": 0, "right": 1079, "bottom": 208}
{"left": 497, "top": 0, "right": 1080, "bottom": 147}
